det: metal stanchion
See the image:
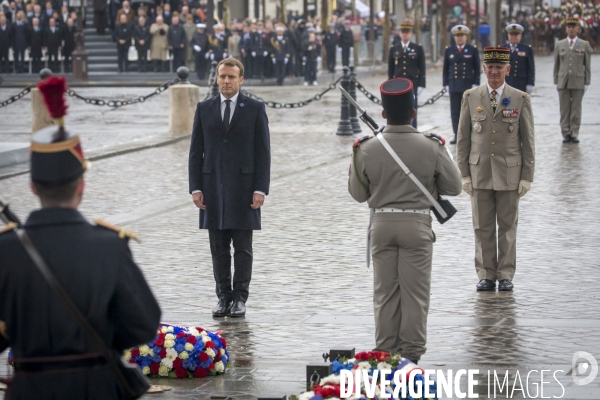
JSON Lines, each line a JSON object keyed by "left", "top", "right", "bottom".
{"left": 336, "top": 66, "right": 353, "bottom": 136}
{"left": 348, "top": 66, "right": 361, "bottom": 134}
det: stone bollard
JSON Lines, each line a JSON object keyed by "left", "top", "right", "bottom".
{"left": 348, "top": 66, "right": 361, "bottom": 134}
{"left": 31, "top": 69, "right": 54, "bottom": 133}
{"left": 336, "top": 67, "right": 354, "bottom": 136}
{"left": 168, "top": 67, "right": 201, "bottom": 136}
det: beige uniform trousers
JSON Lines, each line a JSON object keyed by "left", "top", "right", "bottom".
{"left": 371, "top": 213, "right": 434, "bottom": 361}
{"left": 471, "top": 189, "right": 519, "bottom": 281}
{"left": 558, "top": 89, "right": 584, "bottom": 138}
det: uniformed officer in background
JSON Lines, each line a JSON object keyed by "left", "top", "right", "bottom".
{"left": 339, "top": 19, "right": 354, "bottom": 67}
{"left": 348, "top": 78, "right": 461, "bottom": 364}
{"left": 0, "top": 76, "right": 161, "bottom": 398}
{"left": 443, "top": 25, "right": 481, "bottom": 144}
{"left": 388, "top": 20, "right": 426, "bottom": 128}
{"left": 269, "top": 25, "right": 291, "bottom": 85}
{"left": 191, "top": 23, "right": 209, "bottom": 80}
{"left": 505, "top": 24, "right": 535, "bottom": 94}
{"left": 457, "top": 47, "right": 535, "bottom": 292}
{"left": 553, "top": 16, "right": 592, "bottom": 144}
{"left": 323, "top": 22, "right": 339, "bottom": 73}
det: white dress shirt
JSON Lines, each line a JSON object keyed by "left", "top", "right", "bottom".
{"left": 568, "top": 36, "right": 578, "bottom": 47}
{"left": 487, "top": 82, "right": 505, "bottom": 100}
{"left": 192, "top": 91, "right": 265, "bottom": 196}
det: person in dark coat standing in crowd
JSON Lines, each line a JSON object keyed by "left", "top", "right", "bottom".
{"left": 303, "top": 31, "right": 320, "bottom": 86}
{"left": 61, "top": 17, "right": 76, "bottom": 72}
{"left": 388, "top": 20, "right": 426, "bottom": 128}
{"left": 93, "top": 0, "right": 107, "bottom": 34}
{"left": 12, "top": 11, "right": 28, "bottom": 73}
{"left": 0, "top": 77, "right": 161, "bottom": 399}
{"left": 269, "top": 25, "right": 290, "bottom": 85}
{"left": 133, "top": 16, "right": 150, "bottom": 72}
{"left": 443, "top": 25, "right": 480, "bottom": 144}
{"left": 339, "top": 19, "right": 354, "bottom": 67}
{"left": 250, "top": 22, "right": 267, "bottom": 79}
{"left": 0, "top": 15, "right": 12, "bottom": 73}
{"left": 168, "top": 14, "right": 186, "bottom": 70}
{"left": 292, "top": 19, "right": 305, "bottom": 77}
{"left": 189, "top": 58, "right": 271, "bottom": 318}
{"left": 115, "top": 13, "right": 132, "bottom": 72}
{"left": 191, "top": 23, "right": 208, "bottom": 80}
{"left": 505, "top": 23, "right": 535, "bottom": 93}
{"left": 28, "top": 17, "right": 44, "bottom": 72}
{"left": 323, "top": 23, "right": 338, "bottom": 73}
{"left": 44, "top": 18, "right": 62, "bottom": 72}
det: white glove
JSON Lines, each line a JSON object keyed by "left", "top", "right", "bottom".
{"left": 204, "top": 52, "right": 210, "bottom": 59}
{"left": 445, "top": 85, "right": 449, "bottom": 92}
{"left": 317, "top": 56, "right": 322, "bottom": 62}
{"left": 210, "top": 53, "right": 214, "bottom": 60}
{"left": 417, "top": 86, "right": 424, "bottom": 96}
{"left": 472, "top": 84, "right": 477, "bottom": 88}
{"left": 193, "top": 45, "right": 201, "bottom": 52}
{"left": 584, "top": 85, "right": 589, "bottom": 94}
{"left": 263, "top": 50, "right": 268, "bottom": 57}
{"left": 284, "top": 57, "right": 288, "bottom": 64}
{"left": 518, "top": 180, "right": 531, "bottom": 198}
{"left": 251, "top": 51, "right": 256, "bottom": 57}
{"left": 526, "top": 85, "right": 533, "bottom": 94}
{"left": 223, "top": 52, "right": 228, "bottom": 58}
{"left": 462, "top": 176, "right": 473, "bottom": 196}
{"left": 272, "top": 57, "right": 276, "bottom": 64}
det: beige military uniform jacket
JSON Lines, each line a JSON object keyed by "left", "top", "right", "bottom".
{"left": 456, "top": 84, "right": 535, "bottom": 191}
{"left": 348, "top": 125, "right": 462, "bottom": 208}
{"left": 553, "top": 38, "right": 592, "bottom": 89}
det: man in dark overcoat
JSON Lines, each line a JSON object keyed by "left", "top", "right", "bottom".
{"left": 188, "top": 58, "right": 271, "bottom": 318}
{"left": 0, "top": 16, "right": 12, "bottom": 73}
{"left": 190, "top": 23, "right": 208, "bottom": 80}
{"left": 43, "top": 17, "right": 62, "bottom": 71}
{"left": 133, "top": 16, "right": 150, "bottom": 72}
{"left": 61, "top": 17, "right": 76, "bottom": 72}
{"left": 28, "top": 17, "right": 44, "bottom": 72}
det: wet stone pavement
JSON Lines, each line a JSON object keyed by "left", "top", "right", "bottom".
{"left": 1, "top": 56, "right": 600, "bottom": 399}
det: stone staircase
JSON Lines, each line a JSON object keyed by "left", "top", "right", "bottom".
{"left": 84, "top": 5, "right": 119, "bottom": 74}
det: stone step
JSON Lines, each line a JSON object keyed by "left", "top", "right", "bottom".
{"left": 0, "top": 143, "right": 29, "bottom": 168}
{"left": 85, "top": 48, "right": 118, "bottom": 56}
{"left": 87, "top": 63, "right": 120, "bottom": 72}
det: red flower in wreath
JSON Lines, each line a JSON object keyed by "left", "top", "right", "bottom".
{"left": 209, "top": 363, "right": 214, "bottom": 370}
{"left": 205, "top": 342, "right": 215, "bottom": 349}
{"left": 194, "top": 367, "right": 208, "bottom": 378}
{"left": 313, "top": 384, "right": 342, "bottom": 397}
{"left": 187, "top": 336, "right": 197, "bottom": 344}
{"left": 131, "top": 348, "right": 140, "bottom": 357}
{"left": 354, "top": 352, "right": 370, "bottom": 361}
{"left": 154, "top": 337, "right": 164, "bottom": 346}
{"left": 159, "top": 348, "right": 167, "bottom": 358}
{"left": 150, "top": 362, "right": 160, "bottom": 374}
{"left": 199, "top": 352, "right": 209, "bottom": 362}
{"left": 175, "top": 367, "right": 187, "bottom": 378}
{"left": 173, "top": 358, "right": 183, "bottom": 369}
{"left": 176, "top": 332, "right": 187, "bottom": 338}
{"left": 220, "top": 337, "right": 227, "bottom": 348}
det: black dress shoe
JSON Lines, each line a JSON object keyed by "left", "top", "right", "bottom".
{"left": 563, "top": 134, "right": 572, "bottom": 143}
{"left": 450, "top": 135, "right": 457, "bottom": 144}
{"left": 571, "top": 136, "right": 580, "bottom": 143}
{"left": 228, "top": 300, "right": 246, "bottom": 317}
{"left": 212, "top": 300, "right": 231, "bottom": 317}
{"left": 476, "top": 279, "right": 496, "bottom": 291}
{"left": 498, "top": 279, "right": 514, "bottom": 291}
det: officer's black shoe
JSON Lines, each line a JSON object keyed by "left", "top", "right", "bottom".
{"left": 450, "top": 135, "right": 457, "bottom": 144}
{"left": 571, "top": 136, "right": 580, "bottom": 143}
{"left": 212, "top": 300, "right": 232, "bottom": 317}
{"left": 498, "top": 279, "right": 514, "bottom": 291}
{"left": 563, "top": 134, "right": 572, "bottom": 143}
{"left": 476, "top": 279, "right": 496, "bottom": 291}
{"left": 228, "top": 300, "right": 246, "bottom": 317}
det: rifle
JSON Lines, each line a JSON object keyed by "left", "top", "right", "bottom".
{"left": 340, "top": 87, "right": 456, "bottom": 225}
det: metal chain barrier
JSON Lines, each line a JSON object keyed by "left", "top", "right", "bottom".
{"left": 353, "top": 78, "right": 447, "bottom": 108}
{"left": 241, "top": 76, "right": 343, "bottom": 109}
{"left": 0, "top": 83, "right": 36, "bottom": 108}
{"left": 67, "top": 79, "right": 178, "bottom": 108}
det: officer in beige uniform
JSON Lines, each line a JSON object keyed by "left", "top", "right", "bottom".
{"left": 553, "top": 16, "right": 592, "bottom": 144}
{"left": 349, "top": 78, "right": 461, "bottom": 363}
{"left": 457, "top": 47, "right": 535, "bottom": 292}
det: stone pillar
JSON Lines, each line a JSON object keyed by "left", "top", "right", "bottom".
{"left": 169, "top": 84, "right": 201, "bottom": 136}
{"left": 31, "top": 88, "right": 54, "bottom": 133}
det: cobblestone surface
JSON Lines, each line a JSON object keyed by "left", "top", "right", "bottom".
{"left": 1, "top": 56, "right": 600, "bottom": 399}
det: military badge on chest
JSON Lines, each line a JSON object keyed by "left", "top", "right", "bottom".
{"left": 472, "top": 118, "right": 483, "bottom": 133}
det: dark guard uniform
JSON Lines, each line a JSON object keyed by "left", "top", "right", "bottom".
{"left": 323, "top": 24, "right": 338, "bottom": 72}
{"left": 505, "top": 24, "right": 535, "bottom": 92}
{"left": 269, "top": 27, "right": 291, "bottom": 86}
{"left": 339, "top": 20, "right": 354, "bottom": 67}
{"left": 0, "top": 77, "right": 161, "bottom": 399}
{"left": 443, "top": 25, "right": 481, "bottom": 142}
{"left": 190, "top": 24, "right": 209, "bottom": 80}
{"left": 348, "top": 78, "right": 461, "bottom": 362}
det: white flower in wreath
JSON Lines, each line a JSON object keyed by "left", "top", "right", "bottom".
{"left": 188, "top": 328, "right": 200, "bottom": 336}
{"left": 214, "top": 361, "right": 225, "bottom": 373}
{"left": 149, "top": 349, "right": 154, "bottom": 357}
{"left": 123, "top": 350, "right": 131, "bottom": 361}
{"left": 298, "top": 391, "right": 315, "bottom": 400}
{"left": 377, "top": 362, "right": 392, "bottom": 371}
{"left": 166, "top": 326, "right": 174, "bottom": 332}
{"left": 205, "top": 348, "right": 216, "bottom": 358}
{"left": 184, "top": 342, "right": 194, "bottom": 352}
{"left": 202, "top": 335, "right": 211, "bottom": 343}
{"left": 357, "top": 361, "right": 372, "bottom": 370}
{"left": 319, "top": 374, "right": 341, "bottom": 385}
{"left": 158, "top": 365, "right": 169, "bottom": 376}
{"left": 165, "top": 333, "right": 175, "bottom": 340}
{"left": 142, "top": 366, "right": 150, "bottom": 375}
{"left": 220, "top": 348, "right": 226, "bottom": 356}
{"left": 179, "top": 351, "right": 189, "bottom": 360}
{"left": 139, "top": 344, "right": 150, "bottom": 356}
{"left": 161, "top": 348, "right": 178, "bottom": 368}
{"left": 160, "top": 326, "right": 169, "bottom": 334}
{"left": 200, "top": 330, "right": 208, "bottom": 336}
{"left": 164, "top": 339, "right": 175, "bottom": 348}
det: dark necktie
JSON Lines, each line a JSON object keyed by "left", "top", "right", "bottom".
{"left": 223, "top": 99, "right": 231, "bottom": 131}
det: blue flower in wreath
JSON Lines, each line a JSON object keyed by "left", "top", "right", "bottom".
{"left": 502, "top": 97, "right": 511, "bottom": 106}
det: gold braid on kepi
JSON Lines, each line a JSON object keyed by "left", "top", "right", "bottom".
{"left": 31, "top": 76, "right": 90, "bottom": 188}
{"left": 399, "top": 20, "right": 413, "bottom": 31}
{"left": 483, "top": 47, "right": 510, "bottom": 63}
{"left": 565, "top": 15, "right": 580, "bottom": 25}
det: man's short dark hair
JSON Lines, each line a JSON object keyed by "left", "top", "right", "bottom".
{"left": 217, "top": 58, "right": 244, "bottom": 77}
{"left": 33, "top": 178, "right": 80, "bottom": 204}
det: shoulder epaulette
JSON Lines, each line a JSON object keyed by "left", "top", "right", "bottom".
{"left": 528, "top": 44, "right": 531, "bottom": 47}
{"left": 353, "top": 135, "right": 372, "bottom": 148}
{"left": 94, "top": 219, "right": 140, "bottom": 243}
{"left": 0, "top": 222, "right": 17, "bottom": 235}
{"left": 523, "top": 92, "right": 528, "bottom": 97}
{"left": 424, "top": 132, "right": 445, "bottom": 145}
{"left": 465, "top": 89, "right": 470, "bottom": 95}
{"left": 445, "top": 46, "right": 448, "bottom": 49}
